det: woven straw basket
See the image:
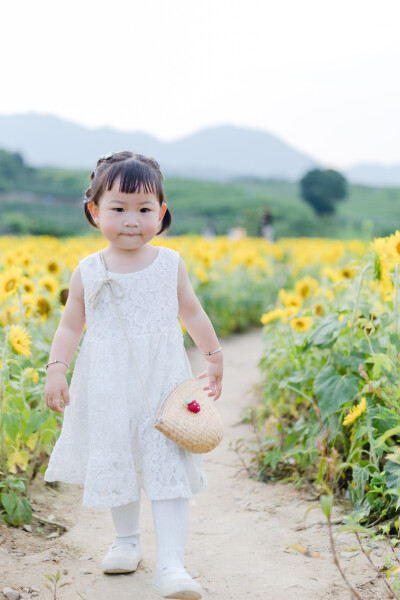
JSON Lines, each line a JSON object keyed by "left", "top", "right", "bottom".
{"left": 154, "top": 377, "right": 224, "bottom": 453}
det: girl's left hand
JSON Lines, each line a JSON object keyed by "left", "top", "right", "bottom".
{"left": 197, "top": 360, "right": 223, "bottom": 401}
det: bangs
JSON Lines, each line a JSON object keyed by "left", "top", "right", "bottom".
{"left": 104, "top": 160, "right": 161, "bottom": 197}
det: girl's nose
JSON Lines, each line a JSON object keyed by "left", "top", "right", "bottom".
{"left": 124, "top": 213, "right": 139, "bottom": 227}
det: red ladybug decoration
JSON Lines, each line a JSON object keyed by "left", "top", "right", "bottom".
{"left": 185, "top": 398, "right": 201, "bottom": 413}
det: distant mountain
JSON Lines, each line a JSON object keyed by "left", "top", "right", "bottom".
{"left": 344, "top": 163, "right": 400, "bottom": 187}
{"left": 1, "top": 113, "right": 398, "bottom": 186}
{"left": 0, "top": 113, "right": 318, "bottom": 181}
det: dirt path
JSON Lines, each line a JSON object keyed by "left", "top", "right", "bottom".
{"left": 0, "top": 329, "right": 388, "bottom": 599}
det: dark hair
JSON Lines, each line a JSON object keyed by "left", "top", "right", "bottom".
{"left": 83, "top": 151, "right": 172, "bottom": 235}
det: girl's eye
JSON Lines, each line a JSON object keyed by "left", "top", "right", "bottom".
{"left": 111, "top": 208, "right": 150, "bottom": 213}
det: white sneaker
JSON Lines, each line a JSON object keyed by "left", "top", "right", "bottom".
{"left": 102, "top": 540, "right": 143, "bottom": 574}
{"left": 152, "top": 566, "right": 202, "bottom": 599}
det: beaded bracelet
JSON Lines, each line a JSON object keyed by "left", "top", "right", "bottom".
{"left": 45, "top": 359, "right": 69, "bottom": 371}
{"left": 201, "top": 346, "right": 222, "bottom": 356}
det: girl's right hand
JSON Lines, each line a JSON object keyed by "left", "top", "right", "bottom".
{"left": 44, "top": 372, "right": 70, "bottom": 414}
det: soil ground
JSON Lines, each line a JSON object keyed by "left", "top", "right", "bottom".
{"left": 0, "top": 329, "right": 394, "bottom": 600}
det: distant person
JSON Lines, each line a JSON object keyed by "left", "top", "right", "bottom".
{"left": 203, "top": 225, "right": 216, "bottom": 238}
{"left": 228, "top": 226, "right": 247, "bottom": 240}
{"left": 260, "top": 207, "right": 274, "bottom": 241}
{"left": 43, "top": 151, "right": 223, "bottom": 599}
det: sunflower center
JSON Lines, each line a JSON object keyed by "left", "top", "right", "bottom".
{"left": 5, "top": 279, "right": 16, "bottom": 292}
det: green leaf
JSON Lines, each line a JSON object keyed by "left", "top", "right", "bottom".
{"left": 1, "top": 492, "right": 17, "bottom": 516}
{"left": 25, "top": 411, "right": 48, "bottom": 437}
{"left": 10, "top": 479, "right": 26, "bottom": 493}
{"left": 13, "top": 396, "right": 25, "bottom": 412}
{"left": 320, "top": 494, "right": 333, "bottom": 519}
{"left": 18, "top": 497, "right": 32, "bottom": 524}
{"left": 266, "top": 447, "right": 282, "bottom": 471}
{"left": 384, "top": 462, "right": 400, "bottom": 496}
{"left": 339, "top": 523, "right": 373, "bottom": 535}
{"left": 375, "top": 427, "right": 400, "bottom": 448}
{"left": 40, "top": 416, "right": 58, "bottom": 444}
{"left": 365, "top": 354, "right": 393, "bottom": 379}
{"left": 333, "top": 351, "right": 365, "bottom": 370}
{"left": 308, "top": 313, "right": 345, "bottom": 347}
{"left": 353, "top": 464, "right": 370, "bottom": 499}
{"left": 278, "top": 372, "right": 305, "bottom": 388}
{"left": 2, "top": 412, "right": 22, "bottom": 441}
{"left": 313, "top": 365, "right": 360, "bottom": 421}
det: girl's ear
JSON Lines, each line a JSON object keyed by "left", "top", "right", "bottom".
{"left": 159, "top": 202, "right": 168, "bottom": 222}
{"left": 87, "top": 201, "right": 100, "bottom": 225}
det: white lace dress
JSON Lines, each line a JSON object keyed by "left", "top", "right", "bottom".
{"left": 43, "top": 246, "right": 208, "bottom": 508}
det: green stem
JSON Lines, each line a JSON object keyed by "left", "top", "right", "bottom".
{"left": 395, "top": 263, "right": 399, "bottom": 337}
{"left": 276, "top": 329, "right": 304, "bottom": 377}
{"left": 366, "top": 415, "right": 379, "bottom": 471}
{"left": 349, "top": 262, "right": 371, "bottom": 353}
{"left": 286, "top": 384, "right": 313, "bottom": 404}
{"left": 17, "top": 290, "right": 26, "bottom": 328}
{"left": 0, "top": 340, "right": 9, "bottom": 478}
{"left": 365, "top": 333, "right": 374, "bottom": 356}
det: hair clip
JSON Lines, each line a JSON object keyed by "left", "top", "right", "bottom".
{"left": 99, "top": 152, "right": 113, "bottom": 161}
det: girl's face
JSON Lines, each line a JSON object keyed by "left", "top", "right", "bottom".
{"left": 88, "top": 177, "right": 167, "bottom": 250}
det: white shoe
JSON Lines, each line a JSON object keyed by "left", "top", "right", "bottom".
{"left": 102, "top": 540, "right": 143, "bottom": 574}
{"left": 152, "top": 566, "right": 202, "bottom": 599}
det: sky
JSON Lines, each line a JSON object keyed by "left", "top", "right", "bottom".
{"left": 1, "top": 0, "right": 399, "bottom": 168}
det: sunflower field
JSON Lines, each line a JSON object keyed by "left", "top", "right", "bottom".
{"left": 1, "top": 232, "right": 400, "bottom": 529}
{"left": 253, "top": 232, "right": 400, "bottom": 528}
{"left": 0, "top": 233, "right": 280, "bottom": 525}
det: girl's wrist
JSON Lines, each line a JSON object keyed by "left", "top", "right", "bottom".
{"left": 203, "top": 351, "right": 223, "bottom": 363}
{"left": 200, "top": 346, "right": 222, "bottom": 357}
{"left": 45, "top": 360, "right": 69, "bottom": 374}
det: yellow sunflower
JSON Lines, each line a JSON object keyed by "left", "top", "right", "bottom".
{"left": 45, "top": 259, "right": 61, "bottom": 275}
{"left": 19, "top": 277, "right": 36, "bottom": 295}
{"left": 278, "top": 289, "right": 303, "bottom": 310}
{"left": 280, "top": 306, "right": 299, "bottom": 323}
{"left": 313, "top": 303, "right": 324, "bottom": 317}
{"left": 9, "top": 325, "right": 32, "bottom": 356}
{"left": 290, "top": 316, "right": 312, "bottom": 332}
{"left": 39, "top": 275, "right": 59, "bottom": 295}
{"left": 387, "top": 231, "right": 400, "bottom": 261}
{"left": 343, "top": 397, "right": 367, "bottom": 426}
{"left": 0, "top": 266, "right": 23, "bottom": 300}
{"left": 10, "top": 293, "right": 35, "bottom": 320}
{"left": 295, "top": 276, "right": 318, "bottom": 300}
{"left": 24, "top": 367, "right": 39, "bottom": 383}
{"left": 36, "top": 297, "right": 51, "bottom": 317}
{"left": 194, "top": 268, "right": 208, "bottom": 283}
{"left": 260, "top": 308, "right": 284, "bottom": 325}
{"left": 340, "top": 265, "right": 357, "bottom": 280}
{"left": 0, "top": 306, "right": 15, "bottom": 327}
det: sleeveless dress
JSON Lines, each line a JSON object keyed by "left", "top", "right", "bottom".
{"left": 43, "top": 246, "right": 208, "bottom": 508}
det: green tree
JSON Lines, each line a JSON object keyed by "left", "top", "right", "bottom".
{"left": 0, "top": 149, "right": 32, "bottom": 190}
{"left": 300, "top": 168, "right": 348, "bottom": 215}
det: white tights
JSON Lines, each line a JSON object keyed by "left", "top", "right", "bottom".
{"left": 110, "top": 495, "right": 189, "bottom": 570}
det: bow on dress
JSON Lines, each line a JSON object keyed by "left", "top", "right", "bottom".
{"left": 88, "top": 276, "right": 125, "bottom": 309}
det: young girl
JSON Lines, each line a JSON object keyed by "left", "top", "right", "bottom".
{"left": 43, "top": 151, "right": 223, "bottom": 600}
